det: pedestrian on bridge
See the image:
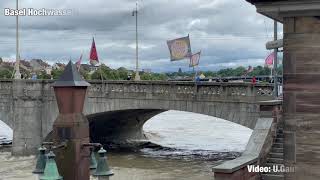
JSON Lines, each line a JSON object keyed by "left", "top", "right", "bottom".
{"left": 251, "top": 76, "right": 256, "bottom": 85}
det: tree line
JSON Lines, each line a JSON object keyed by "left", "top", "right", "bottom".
{"left": 0, "top": 63, "right": 282, "bottom": 80}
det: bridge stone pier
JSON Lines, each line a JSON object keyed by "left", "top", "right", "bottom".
{"left": 0, "top": 79, "right": 275, "bottom": 155}
{"left": 246, "top": 0, "right": 320, "bottom": 179}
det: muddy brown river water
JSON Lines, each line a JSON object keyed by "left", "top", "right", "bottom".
{"left": 0, "top": 110, "right": 252, "bottom": 180}
{"left": 0, "top": 151, "right": 216, "bottom": 180}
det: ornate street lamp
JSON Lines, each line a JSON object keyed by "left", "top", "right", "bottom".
{"left": 33, "top": 61, "right": 113, "bottom": 180}
{"left": 52, "top": 61, "right": 91, "bottom": 180}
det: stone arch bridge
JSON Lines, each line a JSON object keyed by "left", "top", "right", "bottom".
{"left": 0, "top": 80, "right": 275, "bottom": 155}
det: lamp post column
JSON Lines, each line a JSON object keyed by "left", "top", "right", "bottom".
{"left": 15, "top": 0, "right": 21, "bottom": 79}
{"left": 134, "top": 1, "right": 140, "bottom": 81}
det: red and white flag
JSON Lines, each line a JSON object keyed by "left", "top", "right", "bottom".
{"left": 76, "top": 54, "right": 83, "bottom": 71}
{"left": 265, "top": 52, "right": 274, "bottom": 67}
{"left": 90, "top": 37, "right": 99, "bottom": 66}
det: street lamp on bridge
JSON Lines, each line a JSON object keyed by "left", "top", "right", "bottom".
{"left": 132, "top": 1, "right": 140, "bottom": 81}
{"left": 14, "top": 0, "right": 21, "bottom": 79}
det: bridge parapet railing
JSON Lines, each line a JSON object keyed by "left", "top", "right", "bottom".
{"left": 0, "top": 79, "right": 55, "bottom": 100}
{"left": 0, "top": 80, "right": 274, "bottom": 102}
{"left": 0, "top": 80, "right": 13, "bottom": 96}
{"left": 88, "top": 80, "right": 274, "bottom": 102}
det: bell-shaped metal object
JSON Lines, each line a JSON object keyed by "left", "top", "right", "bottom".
{"left": 33, "top": 146, "right": 47, "bottom": 174}
{"left": 40, "top": 151, "right": 63, "bottom": 180}
{"left": 93, "top": 147, "right": 114, "bottom": 177}
{"left": 90, "top": 149, "right": 98, "bottom": 169}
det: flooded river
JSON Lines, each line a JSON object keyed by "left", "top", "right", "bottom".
{"left": 0, "top": 110, "right": 252, "bottom": 180}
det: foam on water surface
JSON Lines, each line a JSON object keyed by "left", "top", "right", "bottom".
{"left": 143, "top": 110, "right": 253, "bottom": 152}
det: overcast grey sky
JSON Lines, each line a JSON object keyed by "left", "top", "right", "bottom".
{"left": 0, "top": 0, "right": 282, "bottom": 72}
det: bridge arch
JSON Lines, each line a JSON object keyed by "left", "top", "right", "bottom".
{"left": 0, "top": 109, "right": 13, "bottom": 129}
{"left": 88, "top": 109, "right": 165, "bottom": 147}
{"left": 0, "top": 119, "right": 13, "bottom": 144}
{"left": 86, "top": 99, "right": 259, "bottom": 148}
{"left": 84, "top": 97, "right": 260, "bottom": 128}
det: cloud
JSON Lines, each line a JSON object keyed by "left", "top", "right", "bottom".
{"left": 0, "top": 0, "right": 281, "bottom": 72}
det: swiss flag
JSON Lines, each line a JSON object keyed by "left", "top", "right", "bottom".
{"left": 90, "top": 37, "right": 99, "bottom": 66}
{"left": 265, "top": 52, "right": 274, "bottom": 68}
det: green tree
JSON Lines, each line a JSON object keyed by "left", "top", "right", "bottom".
{"left": 154, "top": 73, "right": 167, "bottom": 80}
{"left": 140, "top": 72, "right": 167, "bottom": 80}
{"left": 140, "top": 73, "right": 153, "bottom": 80}
{"left": 0, "top": 69, "right": 13, "bottom": 79}
{"left": 91, "top": 71, "right": 102, "bottom": 80}
{"left": 217, "top": 68, "right": 234, "bottom": 77}
{"left": 249, "top": 66, "right": 271, "bottom": 76}
{"left": 80, "top": 69, "right": 90, "bottom": 80}
{"left": 52, "top": 69, "right": 64, "bottom": 79}
{"left": 203, "top": 71, "right": 217, "bottom": 77}
{"left": 117, "top": 67, "right": 129, "bottom": 80}
{"left": 91, "top": 64, "right": 117, "bottom": 80}
{"left": 234, "top": 66, "right": 246, "bottom": 76}
{"left": 37, "top": 70, "right": 51, "bottom": 79}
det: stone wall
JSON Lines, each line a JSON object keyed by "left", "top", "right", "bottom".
{"left": 283, "top": 16, "right": 320, "bottom": 180}
{"left": 212, "top": 101, "right": 281, "bottom": 180}
{"left": 258, "top": 101, "right": 282, "bottom": 166}
{"left": 213, "top": 158, "right": 259, "bottom": 180}
{"left": 213, "top": 118, "right": 274, "bottom": 180}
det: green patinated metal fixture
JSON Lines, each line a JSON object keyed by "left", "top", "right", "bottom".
{"left": 90, "top": 149, "right": 98, "bottom": 170}
{"left": 40, "top": 151, "right": 63, "bottom": 180}
{"left": 93, "top": 147, "right": 114, "bottom": 177}
{"left": 33, "top": 146, "right": 47, "bottom": 174}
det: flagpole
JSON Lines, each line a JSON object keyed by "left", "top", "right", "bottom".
{"left": 99, "top": 63, "right": 103, "bottom": 81}
{"left": 14, "top": 0, "right": 21, "bottom": 79}
{"left": 196, "top": 66, "right": 198, "bottom": 80}
{"left": 273, "top": 20, "right": 278, "bottom": 97}
{"left": 134, "top": 1, "right": 140, "bottom": 81}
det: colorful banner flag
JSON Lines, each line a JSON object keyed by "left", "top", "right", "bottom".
{"left": 265, "top": 52, "right": 274, "bottom": 67}
{"left": 76, "top": 54, "right": 83, "bottom": 71}
{"left": 167, "top": 35, "right": 192, "bottom": 61}
{"left": 189, "top": 51, "right": 201, "bottom": 67}
{"left": 90, "top": 37, "right": 99, "bottom": 66}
